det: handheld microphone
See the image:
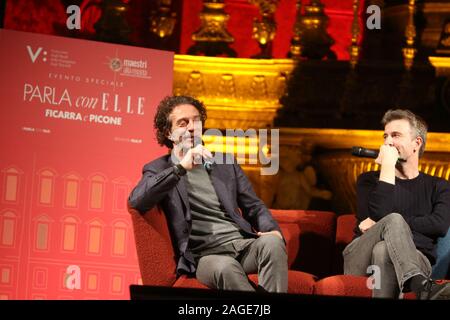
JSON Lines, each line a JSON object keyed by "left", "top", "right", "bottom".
{"left": 351, "top": 146, "right": 378, "bottom": 159}
{"left": 193, "top": 138, "right": 214, "bottom": 172}
{"left": 203, "top": 159, "right": 213, "bottom": 172}
{"left": 350, "top": 146, "right": 406, "bottom": 162}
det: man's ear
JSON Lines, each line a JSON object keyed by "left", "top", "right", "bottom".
{"left": 415, "top": 136, "right": 423, "bottom": 152}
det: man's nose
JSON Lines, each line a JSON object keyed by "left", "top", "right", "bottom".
{"left": 187, "top": 120, "right": 195, "bottom": 131}
{"left": 385, "top": 135, "right": 393, "bottom": 145}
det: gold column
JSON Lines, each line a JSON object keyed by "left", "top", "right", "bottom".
{"left": 402, "top": 0, "right": 417, "bottom": 71}
{"left": 288, "top": 0, "right": 303, "bottom": 59}
{"left": 188, "top": 0, "right": 237, "bottom": 57}
{"left": 338, "top": 0, "right": 361, "bottom": 116}
{"left": 291, "top": 0, "right": 336, "bottom": 60}
{"left": 249, "top": 0, "right": 280, "bottom": 59}
{"left": 349, "top": 0, "right": 361, "bottom": 69}
{"left": 149, "top": 0, "right": 177, "bottom": 39}
{"left": 436, "top": 20, "right": 450, "bottom": 56}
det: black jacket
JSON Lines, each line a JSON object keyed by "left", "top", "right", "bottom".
{"left": 128, "top": 153, "right": 281, "bottom": 275}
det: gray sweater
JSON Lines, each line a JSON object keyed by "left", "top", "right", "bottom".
{"left": 186, "top": 165, "right": 245, "bottom": 259}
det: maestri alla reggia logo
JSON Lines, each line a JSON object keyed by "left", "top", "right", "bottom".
{"left": 109, "top": 56, "right": 150, "bottom": 79}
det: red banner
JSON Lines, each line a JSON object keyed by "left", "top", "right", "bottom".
{"left": 0, "top": 29, "right": 173, "bottom": 299}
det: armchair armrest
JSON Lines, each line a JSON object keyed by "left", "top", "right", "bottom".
{"left": 278, "top": 222, "right": 301, "bottom": 269}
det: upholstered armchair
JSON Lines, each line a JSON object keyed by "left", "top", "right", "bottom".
{"left": 128, "top": 205, "right": 317, "bottom": 294}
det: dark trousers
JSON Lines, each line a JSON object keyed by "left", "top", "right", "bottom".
{"left": 196, "top": 235, "right": 288, "bottom": 293}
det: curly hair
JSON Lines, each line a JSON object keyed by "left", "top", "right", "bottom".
{"left": 154, "top": 95, "right": 207, "bottom": 148}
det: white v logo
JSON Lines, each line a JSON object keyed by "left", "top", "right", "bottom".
{"left": 26, "top": 46, "right": 43, "bottom": 63}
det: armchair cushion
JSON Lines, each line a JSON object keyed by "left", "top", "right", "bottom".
{"left": 314, "top": 275, "right": 371, "bottom": 298}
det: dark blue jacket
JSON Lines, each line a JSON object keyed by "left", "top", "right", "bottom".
{"left": 128, "top": 153, "right": 281, "bottom": 276}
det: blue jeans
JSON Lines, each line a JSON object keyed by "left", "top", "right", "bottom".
{"left": 431, "top": 227, "right": 450, "bottom": 280}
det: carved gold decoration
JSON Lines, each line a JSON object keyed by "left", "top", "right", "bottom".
{"left": 174, "top": 54, "right": 294, "bottom": 129}
{"left": 291, "top": 0, "right": 336, "bottom": 60}
{"left": 218, "top": 74, "right": 236, "bottom": 98}
{"left": 402, "top": 0, "right": 417, "bottom": 71}
{"left": 188, "top": 0, "right": 236, "bottom": 57}
{"left": 442, "top": 36, "right": 450, "bottom": 47}
{"left": 249, "top": 0, "right": 279, "bottom": 59}
{"left": 436, "top": 21, "right": 450, "bottom": 56}
{"left": 349, "top": 0, "right": 360, "bottom": 69}
{"left": 429, "top": 56, "right": 450, "bottom": 77}
{"left": 149, "top": 0, "right": 176, "bottom": 38}
{"left": 289, "top": 0, "right": 303, "bottom": 59}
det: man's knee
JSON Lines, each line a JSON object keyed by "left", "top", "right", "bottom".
{"left": 382, "top": 212, "right": 409, "bottom": 230}
{"left": 255, "top": 235, "right": 287, "bottom": 261}
{"left": 198, "top": 256, "right": 239, "bottom": 278}
{"left": 211, "top": 259, "right": 243, "bottom": 279}
{"left": 372, "top": 241, "right": 390, "bottom": 264}
{"left": 384, "top": 212, "right": 406, "bottom": 224}
{"left": 257, "top": 235, "right": 285, "bottom": 251}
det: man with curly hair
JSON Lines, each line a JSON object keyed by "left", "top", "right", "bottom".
{"left": 129, "top": 95, "right": 288, "bottom": 292}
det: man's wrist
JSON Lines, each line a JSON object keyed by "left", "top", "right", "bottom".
{"left": 173, "top": 164, "right": 187, "bottom": 177}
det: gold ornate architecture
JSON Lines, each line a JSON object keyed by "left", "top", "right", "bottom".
{"left": 402, "top": 0, "right": 417, "bottom": 71}
{"left": 187, "top": 0, "right": 236, "bottom": 57}
{"left": 149, "top": 0, "right": 177, "bottom": 39}
{"left": 173, "top": 53, "right": 450, "bottom": 212}
{"left": 289, "top": 0, "right": 303, "bottom": 59}
{"left": 168, "top": 1, "right": 450, "bottom": 212}
{"left": 436, "top": 19, "right": 450, "bottom": 55}
{"left": 430, "top": 19, "right": 450, "bottom": 76}
{"left": 290, "top": 0, "right": 336, "bottom": 59}
{"left": 173, "top": 54, "right": 294, "bottom": 129}
{"left": 429, "top": 56, "right": 450, "bottom": 76}
{"left": 249, "top": 0, "right": 279, "bottom": 58}
{"left": 349, "top": 0, "right": 361, "bottom": 69}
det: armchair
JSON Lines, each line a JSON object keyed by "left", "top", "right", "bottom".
{"left": 128, "top": 205, "right": 317, "bottom": 294}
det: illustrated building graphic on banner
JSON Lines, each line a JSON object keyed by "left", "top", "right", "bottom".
{"left": 0, "top": 29, "right": 174, "bottom": 299}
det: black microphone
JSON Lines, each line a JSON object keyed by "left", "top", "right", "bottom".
{"left": 351, "top": 146, "right": 378, "bottom": 159}
{"left": 351, "top": 146, "right": 406, "bottom": 162}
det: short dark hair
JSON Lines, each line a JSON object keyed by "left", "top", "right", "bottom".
{"left": 154, "top": 95, "right": 207, "bottom": 148}
{"left": 381, "top": 109, "right": 428, "bottom": 157}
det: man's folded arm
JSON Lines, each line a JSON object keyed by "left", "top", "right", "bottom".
{"left": 357, "top": 173, "right": 395, "bottom": 222}
{"left": 407, "top": 181, "right": 450, "bottom": 237}
{"left": 128, "top": 164, "right": 181, "bottom": 214}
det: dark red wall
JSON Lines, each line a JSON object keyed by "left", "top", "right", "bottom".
{"left": 3, "top": 0, "right": 364, "bottom": 60}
